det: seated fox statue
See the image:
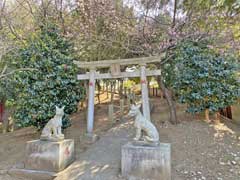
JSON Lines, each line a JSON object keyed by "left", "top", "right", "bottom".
{"left": 128, "top": 104, "right": 159, "bottom": 145}
{"left": 40, "top": 106, "right": 65, "bottom": 141}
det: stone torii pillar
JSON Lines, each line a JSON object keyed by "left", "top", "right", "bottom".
{"left": 140, "top": 64, "right": 151, "bottom": 121}
{"left": 87, "top": 68, "right": 96, "bottom": 135}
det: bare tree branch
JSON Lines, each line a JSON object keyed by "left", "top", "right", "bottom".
{"left": 1, "top": 65, "right": 7, "bottom": 76}
{"left": 0, "top": 0, "right": 6, "bottom": 30}
{"left": 172, "top": 0, "right": 177, "bottom": 27}
{"left": 0, "top": 68, "right": 38, "bottom": 79}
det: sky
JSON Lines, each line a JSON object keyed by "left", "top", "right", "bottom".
{"left": 123, "top": 0, "right": 185, "bottom": 19}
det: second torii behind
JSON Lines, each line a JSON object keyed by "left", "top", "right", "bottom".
{"left": 74, "top": 56, "right": 162, "bottom": 136}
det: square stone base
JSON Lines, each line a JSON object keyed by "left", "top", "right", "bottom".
{"left": 25, "top": 139, "right": 74, "bottom": 172}
{"left": 8, "top": 168, "right": 57, "bottom": 180}
{"left": 121, "top": 142, "right": 171, "bottom": 180}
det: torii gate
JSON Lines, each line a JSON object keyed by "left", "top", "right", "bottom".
{"left": 74, "top": 56, "right": 162, "bottom": 136}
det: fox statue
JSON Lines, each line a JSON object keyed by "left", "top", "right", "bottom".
{"left": 40, "top": 106, "right": 65, "bottom": 141}
{"left": 128, "top": 104, "right": 159, "bottom": 144}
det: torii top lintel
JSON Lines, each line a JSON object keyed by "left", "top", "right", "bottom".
{"left": 73, "top": 55, "right": 163, "bottom": 69}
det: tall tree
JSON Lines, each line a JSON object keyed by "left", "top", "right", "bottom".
{"left": 171, "top": 41, "right": 239, "bottom": 122}
{"left": 13, "top": 23, "right": 85, "bottom": 129}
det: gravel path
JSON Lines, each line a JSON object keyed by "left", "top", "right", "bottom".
{"left": 1, "top": 99, "right": 240, "bottom": 180}
{"left": 56, "top": 121, "right": 135, "bottom": 180}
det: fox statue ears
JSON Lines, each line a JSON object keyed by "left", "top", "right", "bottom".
{"left": 55, "top": 106, "right": 65, "bottom": 110}
{"left": 130, "top": 104, "right": 141, "bottom": 109}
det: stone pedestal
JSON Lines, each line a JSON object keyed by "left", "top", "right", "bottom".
{"left": 25, "top": 139, "right": 74, "bottom": 172}
{"left": 121, "top": 142, "right": 171, "bottom": 180}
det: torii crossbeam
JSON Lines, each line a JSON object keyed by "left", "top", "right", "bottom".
{"left": 74, "top": 56, "right": 162, "bottom": 135}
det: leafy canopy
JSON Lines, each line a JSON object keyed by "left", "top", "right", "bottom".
{"left": 13, "top": 24, "right": 85, "bottom": 129}
{"left": 168, "top": 41, "right": 239, "bottom": 113}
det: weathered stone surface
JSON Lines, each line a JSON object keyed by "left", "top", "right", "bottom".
{"left": 40, "top": 106, "right": 65, "bottom": 141}
{"left": 25, "top": 139, "right": 74, "bottom": 172}
{"left": 128, "top": 104, "right": 159, "bottom": 143}
{"left": 8, "top": 168, "right": 57, "bottom": 180}
{"left": 110, "top": 63, "right": 121, "bottom": 76}
{"left": 121, "top": 142, "right": 171, "bottom": 180}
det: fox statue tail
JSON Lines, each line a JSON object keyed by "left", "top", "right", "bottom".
{"left": 144, "top": 135, "right": 157, "bottom": 142}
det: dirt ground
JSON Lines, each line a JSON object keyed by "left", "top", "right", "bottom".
{"left": 0, "top": 93, "right": 240, "bottom": 180}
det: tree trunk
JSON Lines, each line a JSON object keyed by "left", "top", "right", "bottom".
{"left": 214, "top": 111, "right": 221, "bottom": 124}
{"left": 119, "top": 79, "right": 123, "bottom": 99}
{"left": 124, "top": 87, "right": 127, "bottom": 98}
{"left": 205, "top": 108, "right": 210, "bottom": 122}
{"left": 106, "top": 81, "right": 109, "bottom": 98}
{"left": 0, "top": 102, "right": 4, "bottom": 123}
{"left": 110, "top": 81, "right": 114, "bottom": 103}
{"left": 158, "top": 76, "right": 179, "bottom": 124}
{"left": 2, "top": 106, "right": 14, "bottom": 133}
{"left": 96, "top": 80, "right": 101, "bottom": 104}
{"left": 159, "top": 89, "right": 163, "bottom": 99}
{"left": 1, "top": 102, "right": 8, "bottom": 133}
{"left": 8, "top": 114, "right": 14, "bottom": 132}
{"left": 172, "top": 0, "right": 178, "bottom": 27}
{"left": 113, "top": 81, "right": 116, "bottom": 94}
{"left": 219, "top": 106, "right": 232, "bottom": 119}
{"left": 226, "top": 106, "right": 232, "bottom": 119}
{"left": 102, "top": 81, "right": 105, "bottom": 92}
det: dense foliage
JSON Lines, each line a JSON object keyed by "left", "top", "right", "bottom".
{"left": 168, "top": 41, "right": 239, "bottom": 114}
{"left": 0, "top": 78, "right": 16, "bottom": 104}
{"left": 13, "top": 24, "right": 85, "bottom": 129}
{"left": 0, "top": 50, "right": 18, "bottom": 106}
{"left": 0, "top": 0, "right": 239, "bottom": 126}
